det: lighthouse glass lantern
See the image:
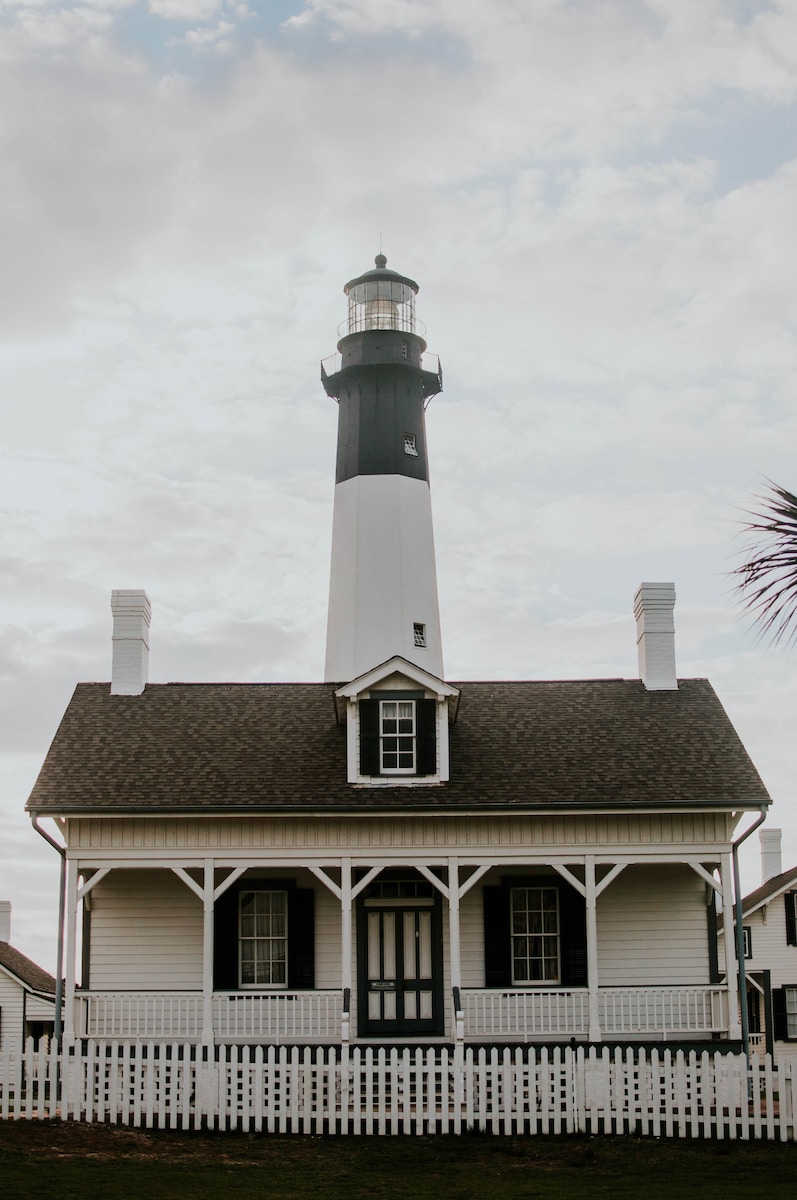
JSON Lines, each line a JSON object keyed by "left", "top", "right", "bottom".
{"left": 343, "top": 253, "right": 419, "bottom": 335}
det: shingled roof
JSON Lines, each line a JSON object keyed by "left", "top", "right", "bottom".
{"left": 25, "top": 677, "right": 769, "bottom": 815}
{"left": 739, "top": 865, "right": 797, "bottom": 917}
{"left": 0, "top": 942, "right": 56, "bottom": 995}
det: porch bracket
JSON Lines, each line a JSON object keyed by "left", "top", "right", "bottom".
{"left": 687, "top": 861, "right": 721, "bottom": 893}
{"left": 77, "top": 867, "right": 110, "bottom": 902}
{"left": 308, "top": 865, "right": 343, "bottom": 901}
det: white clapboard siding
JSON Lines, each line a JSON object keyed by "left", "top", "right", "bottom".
{"left": 88, "top": 870, "right": 203, "bottom": 990}
{"left": 313, "top": 883, "right": 341, "bottom": 990}
{"left": 597, "top": 865, "right": 709, "bottom": 985}
{"left": 0, "top": 971, "right": 25, "bottom": 1052}
{"left": 459, "top": 887, "right": 485, "bottom": 988}
{"left": 743, "top": 899, "right": 797, "bottom": 987}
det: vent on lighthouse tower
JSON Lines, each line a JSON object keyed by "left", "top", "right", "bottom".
{"left": 322, "top": 255, "right": 444, "bottom": 684}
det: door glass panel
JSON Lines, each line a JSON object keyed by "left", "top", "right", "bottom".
{"left": 418, "top": 911, "right": 432, "bottom": 978}
{"left": 420, "top": 991, "right": 433, "bottom": 1020}
{"left": 404, "top": 991, "right": 417, "bottom": 1020}
{"left": 382, "top": 912, "right": 396, "bottom": 979}
{"left": 367, "top": 912, "right": 381, "bottom": 978}
{"left": 383, "top": 992, "right": 396, "bottom": 1020}
{"left": 403, "top": 911, "right": 417, "bottom": 980}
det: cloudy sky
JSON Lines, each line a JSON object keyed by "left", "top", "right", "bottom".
{"left": 2, "top": 0, "right": 796, "bottom": 968}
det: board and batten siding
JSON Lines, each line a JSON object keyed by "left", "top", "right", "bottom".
{"left": 66, "top": 811, "right": 734, "bottom": 857}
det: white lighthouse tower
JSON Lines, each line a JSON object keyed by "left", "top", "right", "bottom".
{"left": 322, "top": 255, "right": 444, "bottom": 682}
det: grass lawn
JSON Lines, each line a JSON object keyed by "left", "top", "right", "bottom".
{"left": 0, "top": 1121, "right": 795, "bottom": 1200}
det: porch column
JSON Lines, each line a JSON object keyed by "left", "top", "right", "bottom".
{"left": 201, "top": 858, "right": 215, "bottom": 1046}
{"left": 341, "top": 858, "right": 352, "bottom": 1042}
{"left": 63, "top": 856, "right": 79, "bottom": 1046}
{"left": 447, "top": 857, "right": 464, "bottom": 1041}
{"left": 720, "top": 852, "right": 741, "bottom": 1040}
{"left": 585, "top": 856, "right": 601, "bottom": 1042}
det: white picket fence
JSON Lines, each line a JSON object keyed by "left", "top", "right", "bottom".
{"left": 1, "top": 1040, "right": 795, "bottom": 1138}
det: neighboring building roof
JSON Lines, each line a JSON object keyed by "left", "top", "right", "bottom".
{"left": 0, "top": 942, "right": 56, "bottom": 996}
{"left": 26, "top": 678, "right": 769, "bottom": 815}
{"left": 740, "top": 866, "right": 797, "bottom": 918}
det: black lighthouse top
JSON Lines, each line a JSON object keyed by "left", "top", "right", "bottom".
{"left": 342, "top": 255, "right": 421, "bottom": 338}
{"left": 321, "top": 255, "right": 442, "bottom": 403}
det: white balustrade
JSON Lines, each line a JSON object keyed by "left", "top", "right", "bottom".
{"left": 461, "top": 986, "right": 730, "bottom": 1039}
{"left": 76, "top": 990, "right": 342, "bottom": 1041}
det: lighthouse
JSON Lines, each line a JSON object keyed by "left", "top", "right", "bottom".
{"left": 322, "top": 255, "right": 444, "bottom": 682}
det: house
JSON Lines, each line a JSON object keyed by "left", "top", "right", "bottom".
{"left": 719, "top": 829, "right": 797, "bottom": 1063}
{"left": 0, "top": 902, "right": 56, "bottom": 1052}
{"left": 26, "top": 256, "right": 771, "bottom": 1052}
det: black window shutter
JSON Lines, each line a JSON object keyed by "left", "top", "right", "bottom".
{"left": 288, "top": 888, "right": 315, "bottom": 989}
{"left": 416, "top": 699, "right": 437, "bottom": 775}
{"left": 785, "top": 893, "right": 797, "bottom": 946}
{"left": 559, "top": 882, "right": 588, "bottom": 987}
{"left": 359, "top": 700, "right": 380, "bottom": 776}
{"left": 483, "top": 886, "right": 511, "bottom": 987}
{"left": 772, "top": 987, "right": 788, "bottom": 1041}
{"left": 213, "top": 887, "right": 239, "bottom": 990}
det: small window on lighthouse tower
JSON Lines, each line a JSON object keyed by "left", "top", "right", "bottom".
{"left": 413, "top": 623, "right": 427, "bottom": 648}
{"left": 404, "top": 433, "right": 418, "bottom": 456}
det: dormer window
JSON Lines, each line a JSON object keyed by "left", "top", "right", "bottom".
{"left": 380, "top": 700, "right": 416, "bottom": 773}
{"left": 358, "top": 692, "right": 437, "bottom": 778}
{"left": 335, "top": 657, "right": 459, "bottom": 786}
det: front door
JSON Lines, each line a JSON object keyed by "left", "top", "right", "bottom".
{"left": 357, "top": 880, "right": 443, "bottom": 1037}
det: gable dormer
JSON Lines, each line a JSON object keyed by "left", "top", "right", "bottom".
{"left": 335, "top": 657, "right": 459, "bottom": 786}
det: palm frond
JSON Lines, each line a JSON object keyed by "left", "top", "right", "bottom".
{"left": 733, "top": 480, "right": 797, "bottom": 647}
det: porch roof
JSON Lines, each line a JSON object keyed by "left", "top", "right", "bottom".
{"left": 26, "top": 677, "right": 769, "bottom": 815}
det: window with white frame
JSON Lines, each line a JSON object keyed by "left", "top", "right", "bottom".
{"left": 404, "top": 433, "right": 418, "bottom": 456}
{"left": 239, "top": 890, "right": 288, "bottom": 987}
{"left": 379, "top": 699, "right": 416, "bottom": 773}
{"left": 510, "top": 887, "right": 560, "bottom": 984}
{"left": 786, "top": 987, "right": 797, "bottom": 1039}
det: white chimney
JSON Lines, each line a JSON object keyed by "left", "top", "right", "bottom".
{"left": 634, "top": 582, "right": 677, "bottom": 691}
{"left": 0, "top": 900, "right": 10, "bottom": 943}
{"left": 760, "top": 827, "right": 783, "bottom": 884}
{"left": 111, "top": 590, "right": 151, "bottom": 696}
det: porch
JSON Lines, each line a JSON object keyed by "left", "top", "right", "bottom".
{"left": 73, "top": 984, "right": 731, "bottom": 1043}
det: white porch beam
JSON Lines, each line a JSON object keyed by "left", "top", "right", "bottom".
{"left": 63, "top": 857, "right": 79, "bottom": 1046}
{"left": 341, "top": 858, "right": 352, "bottom": 1043}
{"left": 585, "top": 856, "right": 601, "bottom": 1042}
{"left": 201, "top": 858, "right": 215, "bottom": 1046}
{"left": 720, "top": 852, "right": 741, "bottom": 1041}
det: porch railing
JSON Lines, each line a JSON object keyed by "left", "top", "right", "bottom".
{"left": 75, "top": 991, "right": 343, "bottom": 1041}
{"left": 462, "top": 988, "right": 590, "bottom": 1038}
{"left": 461, "top": 985, "right": 730, "bottom": 1040}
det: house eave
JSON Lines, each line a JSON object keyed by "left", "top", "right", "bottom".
{"left": 36, "top": 797, "right": 770, "bottom": 819}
